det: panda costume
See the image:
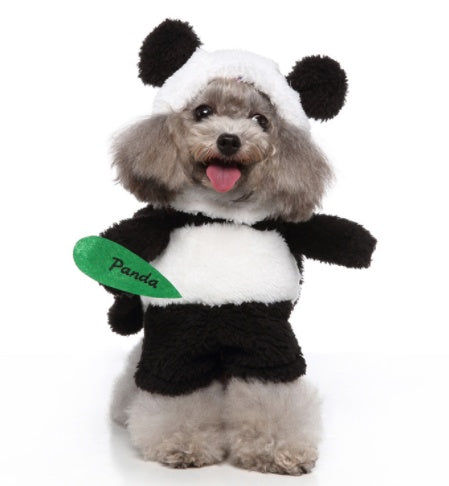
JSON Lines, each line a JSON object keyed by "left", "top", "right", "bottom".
{"left": 101, "top": 20, "right": 376, "bottom": 400}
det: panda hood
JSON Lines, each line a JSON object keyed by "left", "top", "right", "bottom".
{"left": 138, "top": 19, "right": 348, "bottom": 126}
{"left": 152, "top": 48, "right": 311, "bottom": 131}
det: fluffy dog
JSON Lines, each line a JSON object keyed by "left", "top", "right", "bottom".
{"left": 100, "top": 20, "right": 376, "bottom": 475}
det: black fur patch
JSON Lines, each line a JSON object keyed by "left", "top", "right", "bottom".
{"left": 287, "top": 55, "right": 348, "bottom": 121}
{"left": 101, "top": 207, "right": 171, "bottom": 259}
{"left": 100, "top": 208, "right": 173, "bottom": 296}
{"left": 108, "top": 295, "right": 143, "bottom": 335}
{"left": 282, "top": 214, "right": 377, "bottom": 268}
{"left": 138, "top": 19, "right": 201, "bottom": 87}
{"left": 135, "top": 301, "right": 306, "bottom": 396}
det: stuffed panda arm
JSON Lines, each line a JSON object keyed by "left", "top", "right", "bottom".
{"left": 99, "top": 206, "right": 174, "bottom": 335}
{"left": 282, "top": 214, "right": 376, "bottom": 268}
{"left": 106, "top": 294, "right": 144, "bottom": 336}
{"left": 100, "top": 206, "right": 172, "bottom": 264}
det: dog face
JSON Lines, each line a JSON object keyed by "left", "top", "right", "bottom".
{"left": 113, "top": 78, "right": 332, "bottom": 222}
{"left": 182, "top": 79, "right": 274, "bottom": 194}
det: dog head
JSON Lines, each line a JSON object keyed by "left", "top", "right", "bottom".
{"left": 113, "top": 20, "right": 347, "bottom": 222}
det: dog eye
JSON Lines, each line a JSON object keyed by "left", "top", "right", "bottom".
{"left": 251, "top": 114, "right": 269, "bottom": 130}
{"left": 194, "top": 104, "right": 214, "bottom": 121}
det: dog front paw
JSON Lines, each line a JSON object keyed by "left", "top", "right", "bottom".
{"left": 230, "top": 442, "right": 318, "bottom": 475}
{"left": 143, "top": 429, "right": 226, "bottom": 469}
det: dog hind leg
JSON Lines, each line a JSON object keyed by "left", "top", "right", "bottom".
{"left": 110, "top": 341, "right": 142, "bottom": 426}
{"left": 224, "top": 377, "right": 322, "bottom": 475}
{"left": 127, "top": 381, "right": 226, "bottom": 468}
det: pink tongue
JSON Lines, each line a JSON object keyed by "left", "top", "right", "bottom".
{"left": 206, "top": 164, "right": 241, "bottom": 192}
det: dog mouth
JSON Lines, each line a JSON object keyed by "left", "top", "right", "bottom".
{"left": 203, "top": 159, "right": 242, "bottom": 193}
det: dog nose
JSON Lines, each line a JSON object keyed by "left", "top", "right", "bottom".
{"left": 217, "top": 133, "right": 241, "bottom": 156}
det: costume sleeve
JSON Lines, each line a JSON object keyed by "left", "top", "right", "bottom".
{"left": 100, "top": 206, "right": 173, "bottom": 264}
{"left": 100, "top": 206, "right": 181, "bottom": 335}
{"left": 107, "top": 294, "right": 144, "bottom": 335}
{"left": 282, "top": 214, "right": 377, "bottom": 268}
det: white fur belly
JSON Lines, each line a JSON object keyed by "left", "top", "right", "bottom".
{"left": 141, "top": 223, "right": 300, "bottom": 307}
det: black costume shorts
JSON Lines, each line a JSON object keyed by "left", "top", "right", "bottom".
{"left": 134, "top": 301, "right": 306, "bottom": 396}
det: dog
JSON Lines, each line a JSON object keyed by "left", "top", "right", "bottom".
{"left": 110, "top": 77, "right": 327, "bottom": 474}
{"left": 99, "top": 19, "right": 375, "bottom": 475}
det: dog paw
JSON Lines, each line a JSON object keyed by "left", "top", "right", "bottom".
{"left": 144, "top": 430, "right": 226, "bottom": 468}
{"left": 152, "top": 448, "right": 215, "bottom": 468}
{"left": 231, "top": 444, "right": 318, "bottom": 475}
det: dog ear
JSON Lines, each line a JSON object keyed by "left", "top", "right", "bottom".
{"left": 287, "top": 55, "right": 348, "bottom": 121}
{"left": 113, "top": 115, "right": 189, "bottom": 203}
{"left": 138, "top": 19, "right": 202, "bottom": 87}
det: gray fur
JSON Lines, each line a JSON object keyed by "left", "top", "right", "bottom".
{"left": 112, "top": 115, "right": 190, "bottom": 203}
{"left": 112, "top": 343, "right": 322, "bottom": 474}
{"left": 253, "top": 123, "right": 332, "bottom": 221}
{"left": 127, "top": 381, "right": 226, "bottom": 468}
{"left": 113, "top": 78, "right": 332, "bottom": 222}
{"left": 224, "top": 378, "right": 322, "bottom": 475}
{"left": 110, "top": 342, "right": 141, "bottom": 426}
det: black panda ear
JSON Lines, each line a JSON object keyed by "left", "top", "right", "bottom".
{"left": 287, "top": 55, "right": 348, "bottom": 121}
{"left": 138, "top": 19, "right": 201, "bottom": 87}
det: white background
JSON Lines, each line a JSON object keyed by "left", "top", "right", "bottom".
{"left": 1, "top": 1, "right": 448, "bottom": 484}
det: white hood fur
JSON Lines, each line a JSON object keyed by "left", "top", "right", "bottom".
{"left": 152, "top": 48, "right": 310, "bottom": 131}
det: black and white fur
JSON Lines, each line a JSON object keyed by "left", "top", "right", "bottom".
{"left": 99, "top": 19, "right": 376, "bottom": 475}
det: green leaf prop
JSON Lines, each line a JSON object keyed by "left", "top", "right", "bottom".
{"left": 73, "top": 236, "right": 181, "bottom": 298}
